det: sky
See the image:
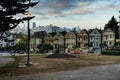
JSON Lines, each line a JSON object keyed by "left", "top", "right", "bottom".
{"left": 27, "top": 0, "right": 120, "bottom": 29}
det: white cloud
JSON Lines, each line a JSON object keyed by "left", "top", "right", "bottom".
{"left": 64, "top": 9, "right": 93, "bottom": 15}
{"left": 77, "top": 1, "right": 91, "bottom": 7}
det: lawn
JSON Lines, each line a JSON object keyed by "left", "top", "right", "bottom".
{"left": 1, "top": 54, "right": 120, "bottom": 77}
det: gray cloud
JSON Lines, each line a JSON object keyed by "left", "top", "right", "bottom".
{"left": 30, "top": 0, "right": 120, "bottom": 19}
{"left": 92, "top": 0, "right": 120, "bottom": 10}
{"left": 39, "top": 16, "right": 49, "bottom": 19}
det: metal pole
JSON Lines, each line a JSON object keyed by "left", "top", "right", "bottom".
{"left": 27, "top": 19, "right": 30, "bottom": 66}
{"left": 64, "top": 35, "right": 65, "bottom": 53}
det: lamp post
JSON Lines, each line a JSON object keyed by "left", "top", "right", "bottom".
{"left": 25, "top": 11, "right": 31, "bottom": 66}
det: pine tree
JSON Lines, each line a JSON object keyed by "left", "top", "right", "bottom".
{"left": 0, "top": 0, "right": 39, "bottom": 37}
{"left": 104, "top": 16, "right": 119, "bottom": 39}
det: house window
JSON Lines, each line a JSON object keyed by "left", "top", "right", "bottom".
{"left": 109, "top": 41, "right": 112, "bottom": 45}
{"left": 106, "top": 35, "right": 108, "bottom": 40}
{"left": 96, "top": 36, "right": 99, "bottom": 40}
{"left": 83, "top": 37, "right": 85, "bottom": 40}
{"left": 90, "top": 36, "right": 93, "bottom": 40}
{"left": 94, "top": 31, "right": 96, "bottom": 34}
{"left": 79, "top": 37, "right": 80, "bottom": 40}
{"left": 96, "top": 42, "right": 98, "bottom": 47}
{"left": 110, "top": 34, "right": 112, "bottom": 38}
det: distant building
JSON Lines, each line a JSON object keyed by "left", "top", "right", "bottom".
{"left": 11, "top": 25, "right": 27, "bottom": 35}
{"left": 33, "top": 22, "right": 36, "bottom": 29}
{"left": 72, "top": 26, "right": 81, "bottom": 33}
{"left": 52, "top": 26, "right": 63, "bottom": 33}
{"left": 64, "top": 27, "right": 71, "bottom": 32}
{"left": 0, "top": 32, "right": 16, "bottom": 49}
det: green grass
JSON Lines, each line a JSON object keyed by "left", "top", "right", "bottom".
{"left": 30, "top": 53, "right": 48, "bottom": 57}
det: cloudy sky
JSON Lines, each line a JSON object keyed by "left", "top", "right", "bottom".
{"left": 29, "top": 0, "right": 120, "bottom": 29}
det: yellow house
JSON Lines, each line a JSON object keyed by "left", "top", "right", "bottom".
{"left": 65, "top": 31, "right": 76, "bottom": 50}
{"left": 77, "top": 29, "right": 88, "bottom": 49}
{"left": 44, "top": 32, "right": 55, "bottom": 46}
{"left": 53, "top": 32, "right": 64, "bottom": 48}
{"left": 103, "top": 28, "right": 115, "bottom": 48}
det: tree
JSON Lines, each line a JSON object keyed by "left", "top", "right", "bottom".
{"left": 42, "top": 44, "right": 53, "bottom": 52}
{"left": 0, "top": 0, "right": 39, "bottom": 37}
{"left": 115, "top": 41, "right": 120, "bottom": 46}
{"left": 16, "top": 36, "right": 28, "bottom": 50}
{"left": 104, "top": 16, "right": 119, "bottom": 39}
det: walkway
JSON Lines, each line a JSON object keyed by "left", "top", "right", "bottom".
{"left": 1, "top": 64, "right": 120, "bottom": 80}
{"left": 0, "top": 57, "right": 14, "bottom": 68}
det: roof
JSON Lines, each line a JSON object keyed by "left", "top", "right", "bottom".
{"left": 31, "top": 31, "right": 47, "bottom": 39}
{"left": 103, "top": 27, "right": 114, "bottom": 33}
{"left": 60, "top": 31, "right": 67, "bottom": 36}
{"left": 49, "top": 32, "right": 57, "bottom": 36}
{"left": 88, "top": 28, "right": 102, "bottom": 34}
{"left": 79, "top": 29, "right": 88, "bottom": 35}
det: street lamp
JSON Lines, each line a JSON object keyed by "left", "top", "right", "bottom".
{"left": 25, "top": 11, "right": 34, "bottom": 66}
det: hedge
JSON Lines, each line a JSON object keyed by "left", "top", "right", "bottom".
{"left": 101, "top": 50, "right": 120, "bottom": 55}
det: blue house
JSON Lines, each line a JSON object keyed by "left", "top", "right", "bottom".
{"left": 89, "top": 28, "right": 102, "bottom": 54}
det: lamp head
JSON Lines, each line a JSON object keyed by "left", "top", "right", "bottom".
{"left": 26, "top": 11, "right": 31, "bottom": 18}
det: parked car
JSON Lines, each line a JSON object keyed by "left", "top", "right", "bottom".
{"left": 74, "top": 51, "right": 81, "bottom": 54}
{"left": 19, "top": 51, "right": 25, "bottom": 54}
{"left": 88, "top": 50, "right": 94, "bottom": 53}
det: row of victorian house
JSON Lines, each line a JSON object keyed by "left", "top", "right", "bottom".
{"left": 30, "top": 27, "right": 116, "bottom": 54}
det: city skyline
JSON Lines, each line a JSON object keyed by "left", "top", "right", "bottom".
{"left": 27, "top": 0, "right": 120, "bottom": 29}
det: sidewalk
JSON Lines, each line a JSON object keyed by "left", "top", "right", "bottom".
{"left": 0, "top": 58, "right": 14, "bottom": 68}
{"left": 1, "top": 64, "right": 120, "bottom": 80}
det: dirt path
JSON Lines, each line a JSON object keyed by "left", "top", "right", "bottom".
{"left": 1, "top": 64, "right": 120, "bottom": 80}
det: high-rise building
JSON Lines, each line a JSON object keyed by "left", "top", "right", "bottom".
{"left": 33, "top": 22, "right": 36, "bottom": 29}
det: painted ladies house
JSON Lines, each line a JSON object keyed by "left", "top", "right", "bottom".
{"left": 30, "top": 31, "right": 47, "bottom": 52}
{"left": 53, "top": 32, "right": 64, "bottom": 49}
{"left": 65, "top": 31, "right": 76, "bottom": 50}
{"left": 89, "top": 28, "right": 102, "bottom": 53}
{"left": 77, "top": 29, "right": 88, "bottom": 49}
{"left": 44, "top": 32, "right": 56, "bottom": 46}
{"left": 102, "top": 28, "right": 115, "bottom": 48}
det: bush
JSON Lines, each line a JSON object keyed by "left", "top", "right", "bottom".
{"left": 101, "top": 50, "right": 120, "bottom": 55}
{"left": 41, "top": 44, "right": 53, "bottom": 52}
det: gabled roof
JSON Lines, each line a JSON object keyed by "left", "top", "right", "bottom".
{"left": 88, "top": 28, "right": 102, "bottom": 34}
{"left": 60, "top": 31, "right": 67, "bottom": 36}
{"left": 79, "top": 29, "right": 88, "bottom": 34}
{"left": 31, "top": 31, "right": 47, "bottom": 38}
{"left": 69, "top": 30, "right": 78, "bottom": 35}
{"left": 49, "top": 32, "right": 57, "bottom": 36}
{"left": 103, "top": 27, "right": 114, "bottom": 33}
